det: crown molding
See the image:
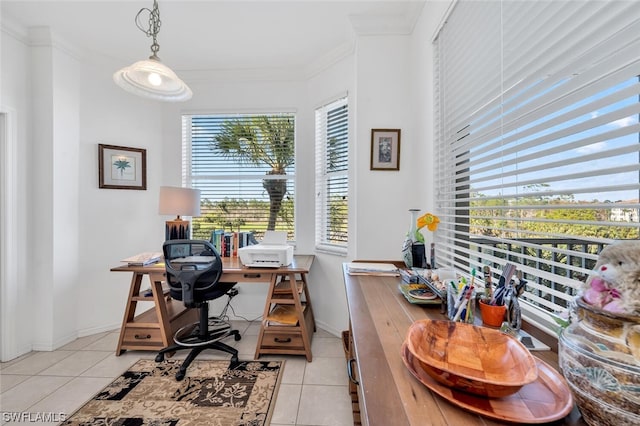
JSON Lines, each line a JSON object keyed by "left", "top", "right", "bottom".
{"left": 349, "top": 2, "right": 425, "bottom": 36}
{"left": 1, "top": 16, "right": 29, "bottom": 45}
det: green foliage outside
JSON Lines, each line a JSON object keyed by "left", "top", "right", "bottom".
{"left": 470, "top": 190, "right": 639, "bottom": 244}
{"left": 467, "top": 187, "right": 638, "bottom": 313}
{"left": 192, "top": 197, "right": 294, "bottom": 241}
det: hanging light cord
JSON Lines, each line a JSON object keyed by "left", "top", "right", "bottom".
{"left": 135, "top": 0, "right": 162, "bottom": 60}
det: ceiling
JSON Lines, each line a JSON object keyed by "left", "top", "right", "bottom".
{"left": 2, "top": 1, "right": 425, "bottom": 72}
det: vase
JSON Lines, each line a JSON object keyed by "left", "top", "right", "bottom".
{"left": 558, "top": 297, "right": 640, "bottom": 426}
{"left": 401, "top": 209, "right": 426, "bottom": 268}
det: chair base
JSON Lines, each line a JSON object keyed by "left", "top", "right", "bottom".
{"left": 155, "top": 335, "right": 240, "bottom": 381}
{"left": 156, "top": 314, "right": 242, "bottom": 381}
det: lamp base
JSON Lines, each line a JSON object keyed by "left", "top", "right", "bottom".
{"left": 165, "top": 219, "right": 190, "bottom": 240}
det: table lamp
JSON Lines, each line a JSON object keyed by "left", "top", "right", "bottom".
{"left": 159, "top": 186, "right": 201, "bottom": 240}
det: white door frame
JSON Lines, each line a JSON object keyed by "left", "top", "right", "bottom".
{"left": 1, "top": 107, "right": 20, "bottom": 361}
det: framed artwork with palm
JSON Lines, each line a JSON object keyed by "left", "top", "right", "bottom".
{"left": 98, "top": 144, "right": 147, "bottom": 190}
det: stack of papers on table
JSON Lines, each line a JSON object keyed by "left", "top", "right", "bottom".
{"left": 121, "top": 252, "right": 163, "bottom": 266}
{"left": 347, "top": 262, "right": 400, "bottom": 276}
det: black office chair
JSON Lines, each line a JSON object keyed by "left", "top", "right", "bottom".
{"left": 155, "top": 239, "right": 241, "bottom": 381}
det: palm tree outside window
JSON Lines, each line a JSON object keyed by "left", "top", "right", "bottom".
{"left": 183, "top": 113, "right": 296, "bottom": 242}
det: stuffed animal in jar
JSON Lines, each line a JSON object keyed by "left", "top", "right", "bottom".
{"left": 582, "top": 240, "right": 640, "bottom": 316}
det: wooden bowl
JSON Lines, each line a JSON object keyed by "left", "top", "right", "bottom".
{"left": 405, "top": 319, "right": 538, "bottom": 397}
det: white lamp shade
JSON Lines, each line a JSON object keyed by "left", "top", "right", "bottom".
{"left": 159, "top": 186, "right": 201, "bottom": 217}
{"left": 113, "top": 57, "right": 192, "bottom": 102}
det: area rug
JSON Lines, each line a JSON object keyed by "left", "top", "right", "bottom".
{"left": 62, "top": 358, "right": 284, "bottom": 426}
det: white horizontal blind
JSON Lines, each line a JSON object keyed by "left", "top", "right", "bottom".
{"left": 183, "top": 113, "right": 296, "bottom": 241}
{"left": 315, "top": 97, "right": 349, "bottom": 250}
{"left": 434, "top": 1, "right": 640, "bottom": 323}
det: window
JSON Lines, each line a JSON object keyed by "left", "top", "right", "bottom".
{"left": 315, "top": 96, "right": 349, "bottom": 251}
{"left": 434, "top": 1, "right": 640, "bottom": 333}
{"left": 183, "top": 113, "right": 296, "bottom": 241}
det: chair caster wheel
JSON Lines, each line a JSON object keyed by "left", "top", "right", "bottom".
{"left": 176, "top": 371, "right": 185, "bottom": 381}
{"left": 234, "top": 333, "right": 241, "bottom": 341}
{"left": 155, "top": 354, "right": 164, "bottom": 362}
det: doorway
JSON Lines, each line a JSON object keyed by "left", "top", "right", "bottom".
{"left": 1, "top": 109, "right": 20, "bottom": 361}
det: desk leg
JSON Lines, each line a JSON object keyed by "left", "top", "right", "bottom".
{"left": 300, "top": 273, "right": 316, "bottom": 332}
{"left": 116, "top": 272, "right": 143, "bottom": 356}
{"left": 149, "top": 273, "right": 173, "bottom": 349}
{"left": 254, "top": 273, "right": 279, "bottom": 360}
{"left": 289, "top": 272, "right": 313, "bottom": 362}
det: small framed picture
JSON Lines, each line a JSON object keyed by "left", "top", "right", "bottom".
{"left": 370, "top": 129, "right": 401, "bottom": 170}
{"left": 98, "top": 144, "right": 147, "bottom": 190}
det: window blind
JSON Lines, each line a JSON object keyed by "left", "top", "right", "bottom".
{"left": 315, "top": 97, "right": 349, "bottom": 251}
{"left": 182, "top": 113, "right": 296, "bottom": 241}
{"left": 434, "top": 0, "right": 640, "bottom": 331}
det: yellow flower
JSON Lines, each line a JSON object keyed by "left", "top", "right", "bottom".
{"left": 417, "top": 213, "right": 440, "bottom": 232}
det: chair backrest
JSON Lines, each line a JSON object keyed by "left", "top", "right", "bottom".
{"left": 162, "top": 239, "right": 223, "bottom": 308}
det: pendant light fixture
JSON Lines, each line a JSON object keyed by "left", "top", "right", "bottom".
{"left": 113, "top": 0, "right": 192, "bottom": 102}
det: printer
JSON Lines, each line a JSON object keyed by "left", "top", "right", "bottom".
{"left": 238, "top": 230, "right": 294, "bottom": 267}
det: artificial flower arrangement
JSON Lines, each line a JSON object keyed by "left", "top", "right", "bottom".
{"left": 402, "top": 211, "right": 440, "bottom": 269}
{"left": 416, "top": 212, "right": 440, "bottom": 238}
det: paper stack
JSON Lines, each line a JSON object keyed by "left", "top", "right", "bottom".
{"left": 346, "top": 262, "right": 400, "bottom": 276}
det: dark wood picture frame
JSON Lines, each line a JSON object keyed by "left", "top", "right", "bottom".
{"left": 98, "top": 143, "right": 147, "bottom": 190}
{"left": 370, "top": 129, "right": 401, "bottom": 170}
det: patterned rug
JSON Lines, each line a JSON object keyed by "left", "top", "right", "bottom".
{"left": 62, "top": 358, "right": 284, "bottom": 426}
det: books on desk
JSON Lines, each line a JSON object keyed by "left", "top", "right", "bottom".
{"left": 346, "top": 262, "right": 400, "bottom": 276}
{"left": 121, "top": 252, "right": 163, "bottom": 266}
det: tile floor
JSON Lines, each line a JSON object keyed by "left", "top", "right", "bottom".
{"left": 0, "top": 321, "right": 354, "bottom": 426}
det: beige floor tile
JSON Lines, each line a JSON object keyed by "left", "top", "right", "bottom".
{"left": 242, "top": 321, "right": 262, "bottom": 336}
{"left": 27, "top": 376, "right": 114, "bottom": 418}
{"left": 58, "top": 332, "right": 110, "bottom": 351}
{"left": 80, "top": 352, "right": 142, "bottom": 378}
{"left": 1, "top": 351, "right": 74, "bottom": 376}
{"left": 303, "top": 357, "right": 348, "bottom": 386}
{"left": 314, "top": 328, "right": 337, "bottom": 338}
{"left": 38, "top": 351, "right": 111, "bottom": 376}
{"left": 80, "top": 332, "right": 120, "bottom": 352}
{"left": 270, "top": 383, "right": 301, "bottom": 425}
{"left": 234, "top": 333, "right": 259, "bottom": 358}
{"left": 0, "top": 375, "right": 72, "bottom": 412}
{"left": 311, "top": 337, "right": 345, "bottom": 358}
{"left": 280, "top": 357, "right": 306, "bottom": 384}
{"left": 229, "top": 320, "right": 251, "bottom": 335}
{"left": 0, "top": 374, "right": 29, "bottom": 393}
{"left": 0, "top": 352, "right": 34, "bottom": 370}
{"left": 296, "top": 384, "right": 352, "bottom": 426}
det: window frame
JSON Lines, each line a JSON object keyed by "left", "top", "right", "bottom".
{"left": 315, "top": 96, "right": 349, "bottom": 254}
{"left": 182, "top": 112, "right": 297, "bottom": 242}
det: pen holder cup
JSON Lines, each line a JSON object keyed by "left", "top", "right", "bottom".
{"left": 447, "top": 289, "right": 475, "bottom": 323}
{"left": 479, "top": 300, "right": 507, "bottom": 327}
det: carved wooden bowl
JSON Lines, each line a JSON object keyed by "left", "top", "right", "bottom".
{"left": 405, "top": 319, "right": 538, "bottom": 397}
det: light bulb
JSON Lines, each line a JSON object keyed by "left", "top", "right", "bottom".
{"left": 148, "top": 73, "right": 162, "bottom": 86}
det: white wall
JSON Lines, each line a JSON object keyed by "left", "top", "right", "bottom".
{"left": 76, "top": 55, "right": 165, "bottom": 337}
{"left": 0, "top": 1, "right": 453, "bottom": 359}
{"left": 1, "top": 21, "right": 33, "bottom": 360}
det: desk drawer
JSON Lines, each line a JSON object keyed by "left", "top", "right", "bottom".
{"left": 122, "top": 327, "right": 163, "bottom": 346}
{"left": 223, "top": 272, "right": 274, "bottom": 283}
{"left": 260, "top": 330, "right": 304, "bottom": 349}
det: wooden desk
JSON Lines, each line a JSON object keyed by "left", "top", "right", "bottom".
{"left": 111, "top": 255, "right": 315, "bottom": 360}
{"left": 343, "top": 264, "right": 586, "bottom": 426}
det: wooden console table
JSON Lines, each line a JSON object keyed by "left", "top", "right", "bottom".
{"left": 342, "top": 263, "right": 586, "bottom": 425}
{"left": 111, "top": 255, "right": 315, "bottom": 360}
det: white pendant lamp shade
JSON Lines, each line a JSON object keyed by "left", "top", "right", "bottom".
{"left": 114, "top": 0, "right": 192, "bottom": 102}
{"left": 113, "top": 56, "right": 192, "bottom": 102}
